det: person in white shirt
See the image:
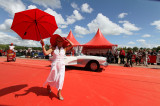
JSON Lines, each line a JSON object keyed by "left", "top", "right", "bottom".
{"left": 142, "top": 49, "right": 149, "bottom": 67}
{"left": 9, "top": 43, "right": 15, "bottom": 51}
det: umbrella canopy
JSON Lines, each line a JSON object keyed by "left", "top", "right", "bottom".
{"left": 11, "top": 8, "right": 58, "bottom": 41}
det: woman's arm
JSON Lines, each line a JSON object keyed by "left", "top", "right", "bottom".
{"left": 65, "top": 39, "right": 73, "bottom": 52}
{"left": 42, "top": 46, "right": 53, "bottom": 56}
{"left": 40, "top": 39, "right": 53, "bottom": 56}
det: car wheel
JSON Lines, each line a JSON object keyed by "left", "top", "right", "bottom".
{"left": 88, "top": 61, "right": 100, "bottom": 71}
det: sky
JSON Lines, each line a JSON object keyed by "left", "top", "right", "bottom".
{"left": 0, "top": 0, "right": 160, "bottom": 48}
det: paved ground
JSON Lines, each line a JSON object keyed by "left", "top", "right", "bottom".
{"left": 110, "top": 63, "right": 160, "bottom": 69}
{"left": 0, "top": 57, "right": 160, "bottom": 106}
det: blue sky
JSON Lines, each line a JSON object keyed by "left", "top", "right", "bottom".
{"left": 0, "top": 0, "right": 160, "bottom": 48}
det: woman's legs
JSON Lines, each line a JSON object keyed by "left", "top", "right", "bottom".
{"left": 58, "top": 89, "right": 64, "bottom": 100}
{"left": 57, "top": 64, "right": 65, "bottom": 100}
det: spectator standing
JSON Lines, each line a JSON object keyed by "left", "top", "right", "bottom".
{"left": 137, "top": 50, "right": 142, "bottom": 65}
{"left": 151, "top": 50, "right": 157, "bottom": 56}
{"left": 114, "top": 49, "right": 119, "bottom": 64}
{"left": 0, "top": 49, "right": 2, "bottom": 56}
{"left": 106, "top": 49, "right": 112, "bottom": 63}
{"left": 119, "top": 48, "right": 125, "bottom": 64}
{"left": 135, "top": 50, "right": 138, "bottom": 65}
{"left": 127, "top": 50, "right": 133, "bottom": 67}
{"left": 142, "top": 49, "right": 149, "bottom": 67}
{"left": 148, "top": 49, "right": 152, "bottom": 55}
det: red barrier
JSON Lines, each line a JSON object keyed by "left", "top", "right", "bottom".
{"left": 148, "top": 55, "right": 157, "bottom": 63}
{"left": 132, "top": 55, "right": 157, "bottom": 63}
{"left": 1, "top": 51, "right": 6, "bottom": 56}
{"left": 132, "top": 55, "right": 136, "bottom": 63}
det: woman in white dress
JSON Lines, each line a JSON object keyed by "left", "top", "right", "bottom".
{"left": 40, "top": 34, "right": 73, "bottom": 100}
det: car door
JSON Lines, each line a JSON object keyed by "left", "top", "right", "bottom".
{"left": 64, "top": 56, "right": 78, "bottom": 65}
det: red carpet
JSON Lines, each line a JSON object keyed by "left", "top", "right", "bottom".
{"left": 0, "top": 57, "right": 160, "bottom": 106}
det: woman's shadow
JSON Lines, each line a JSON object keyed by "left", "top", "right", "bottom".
{"left": 0, "top": 84, "right": 28, "bottom": 97}
{"left": 15, "top": 86, "right": 57, "bottom": 100}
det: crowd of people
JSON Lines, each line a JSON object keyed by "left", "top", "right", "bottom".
{"left": 106, "top": 48, "right": 159, "bottom": 67}
{"left": 0, "top": 44, "right": 160, "bottom": 67}
{"left": 0, "top": 48, "right": 46, "bottom": 59}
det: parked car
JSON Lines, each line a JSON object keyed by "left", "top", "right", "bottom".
{"left": 38, "top": 52, "right": 45, "bottom": 59}
{"left": 52, "top": 53, "right": 107, "bottom": 71}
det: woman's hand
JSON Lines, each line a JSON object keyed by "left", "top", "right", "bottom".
{"left": 40, "top": 39, "right": 45, "bottom": 47}
{"left": 65, "top": 38, "right": 73, "bottom": 45}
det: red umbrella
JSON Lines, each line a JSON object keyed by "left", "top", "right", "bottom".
{"left": 11, "top": 8, "right": 58, "bottom": 41}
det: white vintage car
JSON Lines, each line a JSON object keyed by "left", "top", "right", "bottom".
{"left": 64, "top": 54, "right": 108, "bottom": 71}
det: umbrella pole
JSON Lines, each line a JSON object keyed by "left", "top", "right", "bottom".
{"left": 35, "top": 20, "right": 42, "bottom": 41}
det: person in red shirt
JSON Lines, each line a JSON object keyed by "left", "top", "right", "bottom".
{"left": 0, "top": 49, "right": 2, "bottom": 56}
{"left": 119, "top": 48, "right": 125, "bottom": 64}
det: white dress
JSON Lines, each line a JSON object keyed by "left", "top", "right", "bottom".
{"left": 44, "top": 46, "right": 65, "bottom": 90}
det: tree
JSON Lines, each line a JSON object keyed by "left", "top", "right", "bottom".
{"left": 140, "top": 47, "right": 143, "bottom": 50}
{"left": 152, "top": 47, "right": 157, "bottom": 52}
{"left": 0, "top": 44, "right": 42, "bottom": 51}
{"left": 127, "top": 47, "right": 132, "bottom": 51}
{"left": 133, "top": 47, "right": 138, "bottom": 52}
{"left": 157, "top": 46, "right": 160, "bottom": 52}
{"left": 117, "top": 47, "right": 122, "bottom": 51}
{"left": 45, "top": 44, "right": 50, "bottom": 50}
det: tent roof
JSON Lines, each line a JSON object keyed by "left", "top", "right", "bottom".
{"left": 83, "top": 29, "right": 117, "bottom": 47}
{"left": 67, "top": 30, "right": 81, "bottom": 46}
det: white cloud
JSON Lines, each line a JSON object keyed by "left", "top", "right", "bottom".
{"left": 137, "top": 39, "right": 146, "bottom": 43}
{"left": 44, "top": 8, "right": 66, "bottom": 27}
{"left": 136, "top": 39, "right": 150, "bottom": 48}
{"left": 74, "top": 13, "right": 140, "bottom": 36}
{"left": 81, "top": 3, "right": 93, "bottom": 13}
{"left": 54, "top": 29, "right": 68, "bottom": 37}
{"left": 27, "top": 5, "right": 37, "bottom": 9}
{"left": 31, "top": 0, "right": 61, "bottom": 9}
{"left": 0, "top": 19, "right": 13, "bottom": 32}
{"left": 87, "top": 13, "right": 126, "bottom": 35}
{"left": 119, "top": 21, "right": 140, "bottom": 31}
{"left": 118, "top": 13, "right": 128, "bottom": 18}
{"left": 0, "top": 0, "right": 26, "bottom": 17}
{"left": 75, "top": 34, "right": 84, "bottom": 38}
{"left": 71, "top": 2, "right": 79, "bottom": 10}
{"left": 74, "top": 25, "right": 89, "bottom": 35}
{"left": 118, "top": 44, "right": 133, "bottom": 48}
{"left": 136, "top": 39, "right": 159, "bottom": 48}
{"left": 45, "top": 8, "right": 84, "bottom": 28}
{"left": 142, "top": 34, "right": 151, "bottom": 38}
{"left": 66, "top": 10, "right": 84, "bottom": 24}
{"left": 119, "top": 40, "right": 159, "bottom": 48}
{"left": 128, "top": 41, "right": 135, "bottom": 44}
{"left": 0, "top": 32, "right": 41, "bottom": 47}
{"left": 88, "top": 13, "right": 137, "bottom": 35}
{"left": 151, "top": 20, "right": 160, "bottom": 30}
